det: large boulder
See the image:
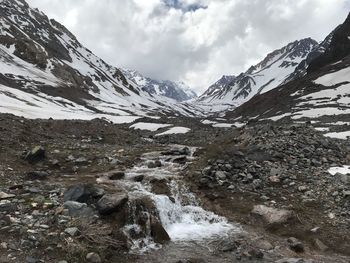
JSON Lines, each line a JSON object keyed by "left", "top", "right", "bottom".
{"left": 251, "top": 205, "right": 294, "bottom": 225}
{"left": 96, "top": 193, "right": 128, "bottom": 215}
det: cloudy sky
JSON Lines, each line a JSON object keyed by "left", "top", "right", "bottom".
{"left": 27, "top": 0, "right": 349, "bottom": 94}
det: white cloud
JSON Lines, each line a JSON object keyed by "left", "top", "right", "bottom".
{"left": 27, "top": 0, "right": 349, "bottom": 94}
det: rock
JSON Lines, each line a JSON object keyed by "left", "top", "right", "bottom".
{"left": 26, "top": 171, "right": 50, "bottom": 180}
{"left": 63, "top": 201, "right": 96, "bottom": 218}
{"left": 26, "top": 257, "right": 40, "bottom": 263}
{"left": 24, "top": 146, "right": 45, "bottom": 163}
{"left": 215, "top": 171, "right": 227, "bottom": 180}
{"left": 108, "top": 171, "right": 125, "bottom": 180}
{"left": 343, "top": 190, "right": 350, "bottom": 197}
{"left": 150, "top": 178, "right": 171, "bottom": 196}
{"left": 248, "top": 248, "right": 264, "bottom": 259}
{"left": 269, "top": 176, "right": 281, "bottom": 183}
{"left": 133, "top": 174, "right": 144, "bottom": 182}
{"left": 298, "top": 186, "right": 308, "bottom": 192}
{"left": 150, "top": 215, "right": 170, "bottom": 244}
{"left": 64, "top": 227, "right": 79, "bottom": 237}
{"left": 220, "top": 240, "right": 237, "bottom": 252}
{"left": 275, "top": 259, "right": 308, "bottom": 263}
{"left": 314, "top": 238, "right": 328, "bottom": 251}
{"left": 86, "top": 252, "right": 102, "bottom": 263}
{"left": 172, "top": 156, "right": 188, "bottom": 164}
{"left": 254, "top": 239, "right": 274, "bottom": 250}
{"left": 96, "top": 193, "right": 128, "bottom": 215}
{"left": 147, "top": 160, "right": 162, "bottom": 168}
{"left": 0, "top": 192, "right": 15, "bottom": 200}
{"left": 64, "top": 184, "right": 104, "bottom": 203}
{"left": 251, "top": 205, "right": 293, "bottom": 225}
{"left": 287, "top": 237, "right": 304, "bottom": 253}
{"left": 74, "top": 157, "right": 88, "bottom": 165}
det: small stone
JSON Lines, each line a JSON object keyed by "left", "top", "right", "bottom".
{"left": 0, "top": 242, "right": 7, "bottom": 249}
{"left": 314, "top": 238, "right": 328, "bottom": 251}
{"left": 215, "top": 171, "right": 227, "bottom": 180}
{"left": 343, "top": 190, "right": 350, "bottom": 197}
{"left": 0, "top": 192, "right": 15, "bottom": 199}
{"left": 269, "top": 176, "right": 280, "bottom": 183}
{"left": 287, "top": 237, "right": 304, "bottom": 253}
{"left": 65, "top": 227, "right": 79, "bottom": 237}
{"left": 86, "top": 252, "right": 102, "bottom": 263}
{"left": 108, "top": 171, "right": 125, "bottom": 180}
{"left": 252, "top": 205, "right": 293, "bottom": 225}
{"left": 298, "top": 186, "right": 308, "bottom": 192}
{"left": 24, "top": 146, "right": 45, "bottom": 163}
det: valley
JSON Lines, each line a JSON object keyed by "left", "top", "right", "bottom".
{"left": 0, "top": 0, "right": 350, "bottom": 262}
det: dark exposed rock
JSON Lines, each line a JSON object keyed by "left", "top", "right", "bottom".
{"left": 287, "top": 237, "right": 305, "bottom": 253}
{"left": 24, "top": 146, "right": 46, "bottom": 163}
{"left": 63, "top": 184, "right": 105, "bottom": 203}
{"left": 26, "top": 171, "right": 50, "bottom": 180}
{"left": 96, "top": 193, "right": 128, "bottom": 215}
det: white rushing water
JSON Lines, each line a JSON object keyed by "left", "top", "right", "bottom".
{"left": 106, "top": 146, "right": 240, "bottom": 252}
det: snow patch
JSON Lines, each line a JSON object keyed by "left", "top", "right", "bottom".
{"left": 155, "top": 127, "right": 190, "bottom": 136}
{"left": 328, "top": 166, "right": 350, "bottom": 175}
{"left": 130, "top": 122, "right": 172, "bottom": 132}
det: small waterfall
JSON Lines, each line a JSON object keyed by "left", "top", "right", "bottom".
{"left": 113, "top": 146, "right": 240, "bottom": 252}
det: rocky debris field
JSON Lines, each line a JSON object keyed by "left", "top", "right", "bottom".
{"left": 188, "top": 122, "right": 350, "bottom": 260}
{"left": 0, "top": 113, "right": 349, "bottom": 263}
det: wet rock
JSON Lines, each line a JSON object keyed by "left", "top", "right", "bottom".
{"left": 150, "top": 178, "right": 171, "bottom": 196}
{"left": 96, "top": 193, "right": 128, "bottom": 215}
{"left": 251, "top": 205, "right": 293, "bottom": 225}
{"left": 147, "top": 160, "right": 162, "bottom": 168}
{"left": 86, "top": 252, "right": 102, "bottom": 263}
{"left": 24, "top": 146, "right": 45, "bottom": 163}
{"left": 287, "top": 237, "right": 304, "bottom": 253}
{"left": 64, "top": 184, "right": 104, "bottom": 203}
{"left": 172, "top": 156, "right": 188, "bottom": 164}
{"left": 248, "top": 248, "right": 264, "bottom": 259}
{"left": 133, "top": 174, "right": 144, "bottom": 182}
{"left": 107, "top": 171, "right": 125, "bottom": 180}
{"left": 150, "top": 215, "right": 170, "bottom": 244}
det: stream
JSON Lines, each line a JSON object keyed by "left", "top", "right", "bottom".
{"left": 99, "top": 145, "right": 243, "bottom": 262}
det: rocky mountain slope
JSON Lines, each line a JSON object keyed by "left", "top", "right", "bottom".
{"left": 226, "top": 12, "right": 350, "bottom": 128}
{"left": 0, "top": 0, "right": 200, "bottom": 123}
{"left": 122, "top": 69, "right": 197, "bottom": 102}
{"left": 197, "top": 38, "right": 318, "bottom": 112}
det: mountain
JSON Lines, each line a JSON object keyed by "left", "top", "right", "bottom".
{"left": 197, "top": 38, "right": 318, "bottom": 112}
{"left": 122, "top": 69, "right": 197, "bottom": 102}
{"left": 225, "top": 13, "right": 350, "bottom": 124}
{"left": 0, "top": 0, "right": 200, "bottom": 123}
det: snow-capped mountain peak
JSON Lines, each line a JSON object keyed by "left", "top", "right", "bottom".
{"left": 196, "top": 38, "right": 318, "bottom": 112}
{"left": 121, "top": 69, "right": 197, "bottom": 102}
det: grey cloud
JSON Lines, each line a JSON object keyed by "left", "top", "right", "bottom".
{"left": 27, "top": 0, "right": 349, "bottom": 93}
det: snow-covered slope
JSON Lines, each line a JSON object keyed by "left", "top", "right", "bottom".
{"left": 0, "top": 0, "right": 201, "bottom": 122}
{"left": 122, "top": 69, "right": 197, "bottom": 102}
{"left": 197, "top": 38, "right": 318, "bottom": 112}
{"left": 225, "top": 12, "right": 350, "bottom": 124}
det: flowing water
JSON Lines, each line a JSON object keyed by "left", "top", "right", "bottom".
{"left": 100, "top": 145, "right": 242, "bottom": 260}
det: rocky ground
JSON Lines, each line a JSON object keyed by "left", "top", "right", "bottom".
{"left": 0, "top": 113, "right": 349, "bottom": 263}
